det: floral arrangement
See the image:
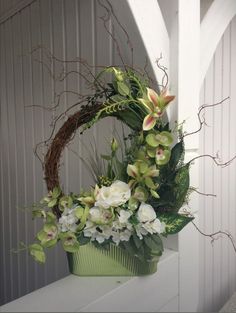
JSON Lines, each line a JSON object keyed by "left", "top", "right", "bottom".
{"left": 28, "top": 67, "right": 193, "bottom": 265}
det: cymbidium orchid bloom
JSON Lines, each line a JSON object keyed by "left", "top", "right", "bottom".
{"left": 139, "top": 88, "right": 175, "bottom": 131}
{"left": 127, "top": 162, "right": 159, "bottom": 191}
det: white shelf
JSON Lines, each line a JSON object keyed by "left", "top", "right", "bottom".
{"left": 1, "top": 249, "right": 178, "bottom": 312}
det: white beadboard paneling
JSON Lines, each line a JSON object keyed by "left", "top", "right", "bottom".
{"left": 199, "top": 16, "right": 236, "bottom": 312}
{"left": 0, "top": 0, "right": 159, "bottom": 306}
{"left": 0, "top": 0, "right": 36, "bottom": 24}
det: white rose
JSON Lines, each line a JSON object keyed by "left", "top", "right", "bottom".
{"left": 95, "top": 180, "right": 131, "bottom": 209}
{"left": 118, "top": 210, "right": 132, "bottom": 224}
{"left": 137, "top": 202, "right": 156, "bottom": 222}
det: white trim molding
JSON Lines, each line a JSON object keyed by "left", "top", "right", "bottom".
{"left": 177, "top": 0, "right": 200, "bottom": 311}
{"left": 200, "top": 0, "right": 236, "bottom": 85}
{"left": 126, "top": 0, "right": 169, "bottom": 84}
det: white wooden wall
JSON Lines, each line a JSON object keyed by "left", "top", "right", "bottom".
{"left": 199, "top": 16, "right": 236, "bottom": 312}
{"left": 0, "top": 0, "right": 156, "bottom": 306}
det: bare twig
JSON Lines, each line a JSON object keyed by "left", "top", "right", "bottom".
{"left": 183, "top": 97, "right": 230, "bottom": 138}
{"left": 105, "top": 0, "right": 134, "bottom": 67}
{"left": 189, "top": 153, "right": 236, "bottom": 168}
{"left": 156, "top": 54, "right": 169, "bottom": 89}
{"left": 192, "top": 221, "right": 236, "bottom": 253}
{"left": 190, "top": 187, "right": 216, "bottom": 197}
{"left": 97, "top": 0, "right": 126, "bottom": 69}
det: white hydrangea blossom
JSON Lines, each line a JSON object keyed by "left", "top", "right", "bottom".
{"left": 58, "top": 207, "right": 79, "bottom": 232}
{"left": 83, "top": 209, "right": 133, "bottom": 245}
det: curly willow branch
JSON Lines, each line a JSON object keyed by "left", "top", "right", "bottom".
{"left": 192, "top": 221, "right": 236, "bottom": 253}
{"left": 183, "top": 97, "right": 230, "bottom": 138}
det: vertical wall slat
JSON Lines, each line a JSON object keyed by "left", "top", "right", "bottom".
{"left": 1, "top": 0, "right": 141, "bottom": 304}
{"left": 200, "top": 17, "right": 236, "bottom": 312}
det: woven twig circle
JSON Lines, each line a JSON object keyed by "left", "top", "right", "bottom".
{"left": 44, "top": 103, "right": 103, "bottom": 194}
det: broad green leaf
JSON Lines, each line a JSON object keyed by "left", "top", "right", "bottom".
{"left": 144, "top": 235, "right": 163, "bottom": 252}
{"left": 117, "top": 81, "right": 130, "bottom": 96}
{"left": 132, "top": 234, "right": 142, "bottom": 249}
{"left": 174, "top": 164, "right": 190, "bottom": 210}
{"left": 121, "top": 241, "right": 136, "bottom": 256}
{"left": 151, "top": 234, "right": 164, "bottom": 251}
{"left": 52, "top": 187, "right": 61, "bottom": 199}
{"left": 29, "top": 244, "right": 46, "bottom": 263}
{"left": 169, "top": 141, "right": 184, "bottom": 169}
{"left": 158, "top": 212, "right": 194, "bottom": 235}
{"left": 77, "top": 233, "right": 91, "bottom": 246}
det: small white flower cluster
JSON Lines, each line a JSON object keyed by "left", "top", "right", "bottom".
{"left": 58, "top": 206, "right": 78, "bottom": 232}
{"left": 83, "top": 180, "right": 166, "bottom": 245}
{"left": 84, "top": 209, "right": 132, "bottom": 244}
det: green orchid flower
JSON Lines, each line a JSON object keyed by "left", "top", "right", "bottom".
{"left": 127, "top": 161, "right": 159, "bottom": 190}
{"left": 59, "top": 232, "right": 80, "bottom": 253}
{"left": 139, "top": 88, "right": 175, "bottom": 131}
{"left": 36, "top": 223, "right": 58, "bottom": 248}
{"left": 146, "top": 131, "right": 173, "bottom": 148}
{"left": 155, "top": 147, "right": 171, "bottom": 165}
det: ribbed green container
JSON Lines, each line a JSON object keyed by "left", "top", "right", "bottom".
{"left": 67, "top": 243, "right": 158, "bottom": 276}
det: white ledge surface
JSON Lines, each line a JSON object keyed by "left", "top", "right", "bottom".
{"left": 1, "top": 249, "right": 178, "bottom": 312}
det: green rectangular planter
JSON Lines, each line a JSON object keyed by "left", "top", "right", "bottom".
{"left": 67, "top": 243, "right": 158, "bottom": 276}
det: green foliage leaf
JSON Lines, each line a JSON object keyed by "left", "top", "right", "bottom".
{"left": 52, "top": 187, "right": 61, "bottom": 199}
{"left": 76, "top": 233, "right": 91, "bottom": 246}
{"left": 29, "top": 244, "right": 46, "bottom": 263}
{"left": 117, "top": 81, "right": 130, "bottom": 96}
{"left": 132, "top": 234, "right": 142, "bottom": 249}
{"left": 174, "top": 164, "right": 190, "bottom": 210}
{"left": 144, "top": 234, "right": 163, "bottom": 253}
{"left": 158, "top": 212, "right": 194, "bottom": 235}
{"left": 169, "top": 141, "right": 184, "bottom": 169}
